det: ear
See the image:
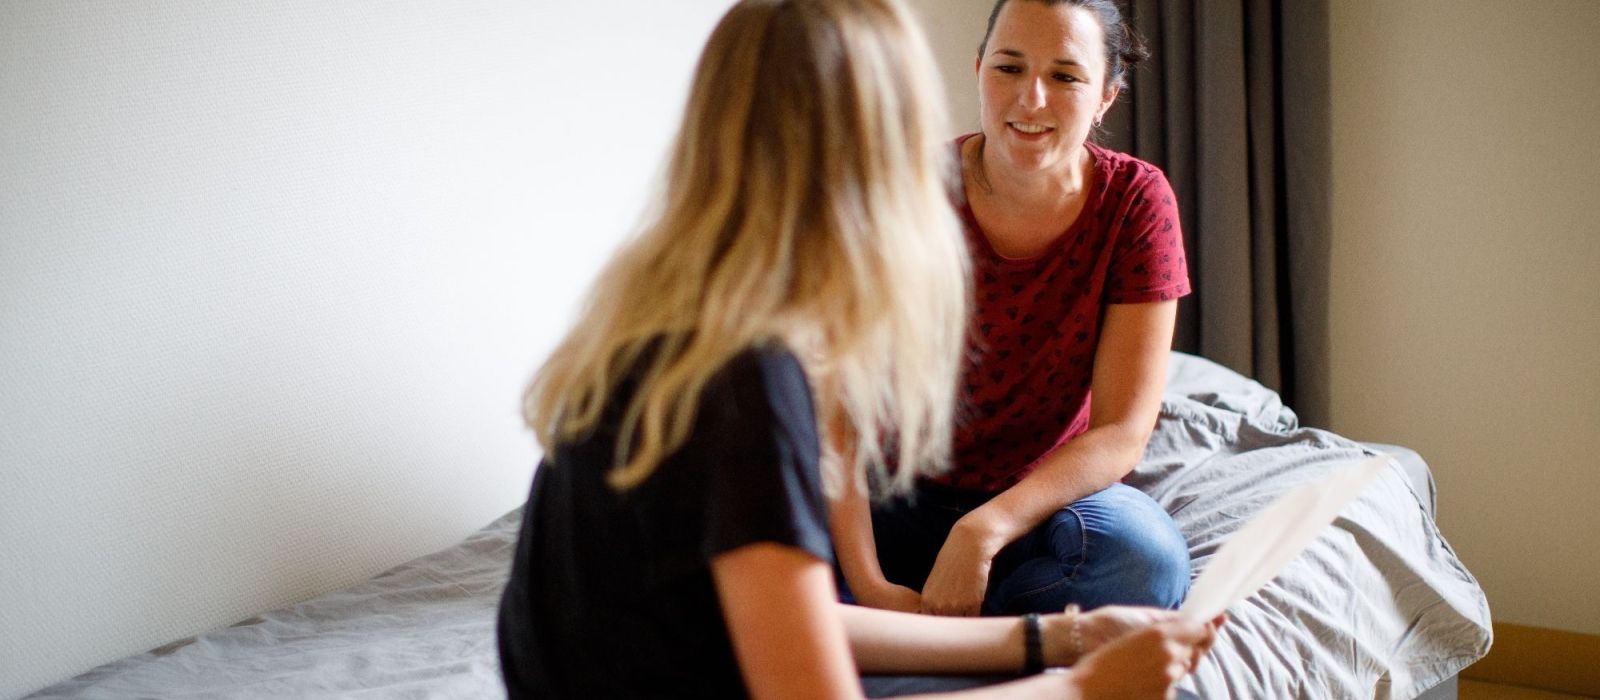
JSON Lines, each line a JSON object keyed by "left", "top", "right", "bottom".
{"left": 1097, "top": 84, "right": 1121, "bottom": 122}
{"left": 974, "top": 53, "right": 983, "bottom": 75}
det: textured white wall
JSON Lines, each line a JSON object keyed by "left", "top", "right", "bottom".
{"left": 0, "top": 1, "right": 734, "bottom": 696}
{"left": 1329, "top": 0, "right": 1600, "bottom": 635}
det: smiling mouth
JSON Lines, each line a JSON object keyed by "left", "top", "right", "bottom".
{"left": 1009, "top": 122, "right": 1053, "bottom": 135}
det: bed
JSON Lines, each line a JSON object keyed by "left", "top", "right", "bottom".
{"left": 26, "top": 352, "right": 1491, "bottom": 699}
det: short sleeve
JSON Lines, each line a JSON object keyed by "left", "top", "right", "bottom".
{"left": 1106, "top": 169, "right": 1191, "bottom": 304}
{"left": 698, "top": 349, "right": 833, "bottom": 565}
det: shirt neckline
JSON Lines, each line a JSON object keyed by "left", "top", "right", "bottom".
{"left": 956, "top": 134, "right": 1110, "bottom": 266}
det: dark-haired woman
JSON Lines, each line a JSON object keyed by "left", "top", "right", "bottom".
{"left": 833, "top": 0, "right": 1196, "bottom": 619}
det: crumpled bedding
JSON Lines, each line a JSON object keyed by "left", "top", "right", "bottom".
{"left": 29, "top": 352, "right": 1490, "bottom": 699}
{"left": 1147, "top": 353, "right": 1491, "bottom": 698}
{"left": 26, "top": 515, "right": 519, "bottom": 700}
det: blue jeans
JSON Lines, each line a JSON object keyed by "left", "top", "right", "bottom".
{"left": 867, "top": 482, "right": 1190, "bottom": 614}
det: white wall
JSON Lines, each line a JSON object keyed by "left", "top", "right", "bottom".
{"left": 906, "top": 0, "right": 988, "bottom": 134}
{"left": 0, "top": 2, "right": 734, "bottom": 697}
{"left": 1329, "top": 0, "right": 1600, "bottom": 635}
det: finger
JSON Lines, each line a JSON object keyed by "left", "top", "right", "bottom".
{"left": 1168, "top": 638, "right": 1202, "bottom": 677}
{"left": 1201, "top": 619, "right": 1222, "bottom": 653}
{"left": 1167, "top": 658, "right": 1187, "bottom": 682}
{"left": 1155, "top": 620, "right": 1210, "bottom": 646}
{"left": 1169, "top": 650, "right": 1197, "bottom": 681}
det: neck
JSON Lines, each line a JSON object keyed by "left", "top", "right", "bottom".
{"left": 971, "top": 135, "right": 1090, "bottom": 209}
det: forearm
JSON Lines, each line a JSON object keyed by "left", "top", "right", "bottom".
{"left": 916, "top": 425, "right": 1152, "bottom": 617}
{"left": 962, "top": 425, "right": 1148, "bottom": 554}
{"left": 962, "top": 301, "right": 1176, "bottom": 554}
{"left": 828, "top": 469, "right": 889, "bottom": 593}
{"left": 842, "top": 603, "right": 1092, "bottom": 672}
{"left": 842, "top": 603, "right": 1025, "bottom": 674}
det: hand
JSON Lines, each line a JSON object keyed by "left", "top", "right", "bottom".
{"left": 1043, "top": 605, "right": 1164, "bottom": 666}
{"left": 918, "top": 522, "right": 995, "bottom": 616}
{"left": 1080, "top": 606, "right": 1177, "bottom": 656}
{"left": 1066, "top": 617, "right": 1221, "bottom": 700}
{"left": 854, "top": 580, "right": 922, "bottom": 613}
{"left": 1047, "top": 606, "right": 1225, "bottom": 669}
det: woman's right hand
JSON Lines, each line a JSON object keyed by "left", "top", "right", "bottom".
{"left": 1051, "top": 606, "right": 1223, "bottom": 667}
{"left": 1066, "top": 618, "right": 1217, "bottom": 700}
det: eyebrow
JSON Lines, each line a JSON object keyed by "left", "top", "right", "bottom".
{"left": 993, "top": 48, "right": 1086, "bottom": 68}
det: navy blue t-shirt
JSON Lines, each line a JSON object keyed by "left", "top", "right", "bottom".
{"left": 497, "top": 345, "right": 833, "bottom": 699}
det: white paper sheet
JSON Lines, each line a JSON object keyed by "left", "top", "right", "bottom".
{"left": 1180, "top": 455, "right": 1387, "bottom": 621}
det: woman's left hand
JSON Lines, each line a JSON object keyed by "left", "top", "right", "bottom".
{"left": 918, "top": 520, "right": 998, "bottom": 616}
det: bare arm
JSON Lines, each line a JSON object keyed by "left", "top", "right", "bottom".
{"left": 843, "top": 602, "right": 1220, "bottom": 698}
{"left": 711, "top": 542, "right": 1073, "bottom": 699}
{"left": 965, "top": 300, "right": 1175, "bottom": 553}
{"left": 821, "top": 396, "right": 921, "bottom": 612}
{"left": 841, "top": 602, "right": 1030, "bottom": 674}
{"left": 711, "top": 543, "right": 865, "bottom": 700}
{"left": 922, "top": 301, "right": 1177, "bottom": 615}
{"left": 711, "top": 541, "right": 1216, "bottom": 700}
{"left": 828, "top": 462, "right": 921, "bottom": 612}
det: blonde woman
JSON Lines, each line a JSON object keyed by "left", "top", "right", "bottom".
{"left": 496, "top": 0, "right": 1218, "bottom": 697}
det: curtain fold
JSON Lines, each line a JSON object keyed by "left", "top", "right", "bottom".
{"left": 1102, "top": 0, "right": 1331, "bottom": 426}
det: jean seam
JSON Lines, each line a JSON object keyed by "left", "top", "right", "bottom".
{"left": 1008, "top": 575, "right": 1072, "bottom": 608}
{"left": 1006, "top": 506, "right": 1086, "bottom": 604}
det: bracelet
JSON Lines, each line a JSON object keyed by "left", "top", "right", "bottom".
{"left": 1063, "top": 603, "right": 1083, "bottom": 663}
{"left": 1021, "top": 613, "right": 1043, "bottom": 674}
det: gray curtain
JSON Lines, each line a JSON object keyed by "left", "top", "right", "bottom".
{"left": 1101, "top": 0, "right": 1331, "bottom": 427}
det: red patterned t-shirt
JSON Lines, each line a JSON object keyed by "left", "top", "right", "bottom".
{"left": 930, "top": 137, "right": 1191, "bottom": 493}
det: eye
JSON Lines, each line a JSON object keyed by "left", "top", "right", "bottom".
{"left": 995, "top": 65, "right": 1022, "bottom": 74}
{"left": 1053, "top": 72, "right": 1081, "bottom": 83}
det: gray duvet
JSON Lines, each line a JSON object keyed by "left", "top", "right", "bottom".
{"left": 30, "top": 353, "right": 1490, "bottom": 699}
{"left": 1148, "top": 354, "right": 1491, "bottom": 698}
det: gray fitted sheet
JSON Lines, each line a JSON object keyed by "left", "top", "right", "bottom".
{"left": 30, "top": 352, "right": 1491, "bottom": 699}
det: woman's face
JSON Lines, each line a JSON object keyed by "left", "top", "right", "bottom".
{"left": 977, "top": 1, "right": 1118, "bottom": 175}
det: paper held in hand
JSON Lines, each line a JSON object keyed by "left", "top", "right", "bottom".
{"left": 1179, "top": 455, "right": 1388, "bottom": 621}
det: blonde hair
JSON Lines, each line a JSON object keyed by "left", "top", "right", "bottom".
{"left": 524, "top": 0, "right": 968, "bottom": 497}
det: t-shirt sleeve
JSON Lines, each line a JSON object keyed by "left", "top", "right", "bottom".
{"left": 698, "top": 349, "right": 833, "bottom": 565}
{"left": 1105, "top": 167, "right": 1192, "bottom": 304}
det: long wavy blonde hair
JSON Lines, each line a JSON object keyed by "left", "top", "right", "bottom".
{"left": 524, "top": 0, "right": 968, "bottom": 497}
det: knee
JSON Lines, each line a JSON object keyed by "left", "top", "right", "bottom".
{"left": 1077, "top": 485, "right": 1192, "bottom": 608}
{"left": 1104, "top": 522, "right": 1191, "bottom": 609}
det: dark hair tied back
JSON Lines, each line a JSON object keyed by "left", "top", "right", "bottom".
{"left": 980, "top": 0, "right": 1149, "bottom": 90}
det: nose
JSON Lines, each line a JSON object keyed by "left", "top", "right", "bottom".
{"left": 1019, "top": 76, "right": 1046, "bottom": 110}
